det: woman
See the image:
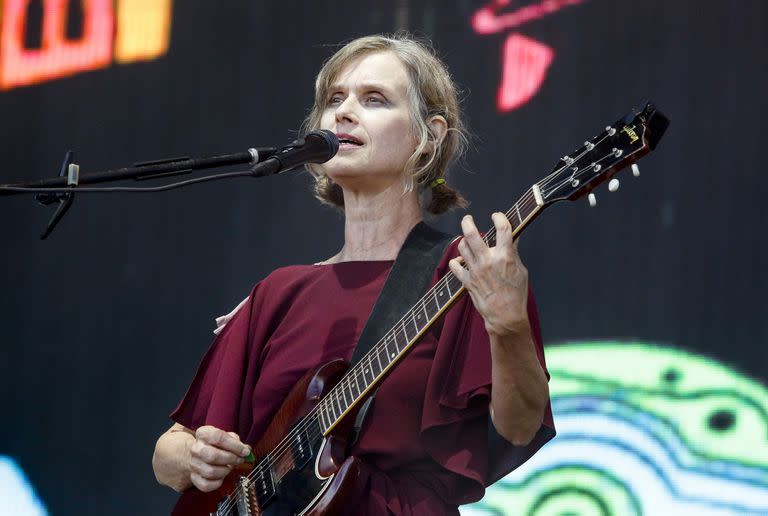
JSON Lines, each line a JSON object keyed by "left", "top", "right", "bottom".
{"left": 153, "top": 34, "right": 554, "bottom": 515}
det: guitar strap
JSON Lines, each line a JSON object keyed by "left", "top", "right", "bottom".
{"left": 349, "top": 221, "right": 455, "bottom": 444}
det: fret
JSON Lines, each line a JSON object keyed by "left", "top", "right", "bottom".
{"left": 451, "top": 274, "right": 463, "bottom": 296}
{"left": 318, "top": 401, "right": 326, "bottom": 429}
{"left": 515, "top": 202, "right": 523, "bottom": 226}
{"left": 372, "top": 346, "right": 385, "bottom": 371}
{"left": 348, "top": 373, "right": 359, "bottom": 399}
{"left": 381, "top": 333, "right": 393, "bottom": 357}
{"left": 385, "top": 334, "right": 398, "bottom": 361}
{"left": 432, "top": 285, "right": 442, "bottom": 313}
{"left": 323, "top": 402, "right": 332, "bottom": 430}
{"left": 394, "top": 324, "right": 408, "bottom": 350}
{"left": 414, "top": 299, "right": 427, "bottom": 326}
{"left": 363, "top": 355, "right": 374, "bottom": 383}
{"left": 437, "top": 283, "right": 447, "bottom": 303}
{"left": 354, "top": 367, "right": 365, "bottom": 394}
{"left": 404, "top": 311, "right": 418, "bottom": 340}
{"left": 424, "top": 294, "right": 437, "bottom": 319}
{"left": 319, "top": 403, "right": 329, "bottom": 431}
{"left": 373, "top": 347, "right": 383, "bottom": 376}
{"left": 393, "top": 330, "right": 403, "bottom": 352}
{"left": 420, "top": 298, "right": 430, "bottom": 323}
{"left": 341, "top": 379, "right": 352, "bottom": 409}
{"left": 332, "top": 391, "right": 342, "bottom": 421}
{"left": 347, "top": 374, "right": 358, "bottom": 401}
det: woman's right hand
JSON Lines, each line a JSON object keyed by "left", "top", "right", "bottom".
{"left": 188, "top": 425, "right": 252, "bottom": 492}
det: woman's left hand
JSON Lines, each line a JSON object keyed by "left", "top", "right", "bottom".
{"left": 448, "top": 213, "right": 530, "bottom": 338}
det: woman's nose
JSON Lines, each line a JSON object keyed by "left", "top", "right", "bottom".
{"left": 334, "top": 96, "right": 358, "bottom": 124}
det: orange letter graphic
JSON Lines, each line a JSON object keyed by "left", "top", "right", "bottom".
{"left": 0, "top": 0, "right": 114, "bottom": 90}
{"left": 114, "top": 0, "right": 172, "bottom": 64}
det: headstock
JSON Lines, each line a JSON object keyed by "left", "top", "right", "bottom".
{"left": 539, "top": 101, "right": 669, "bottom": 205}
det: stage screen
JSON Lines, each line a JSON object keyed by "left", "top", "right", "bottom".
{"left": 1, "top": 1, "right": 765, "bottom": 514}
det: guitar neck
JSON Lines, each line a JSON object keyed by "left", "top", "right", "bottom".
{"left": 317, "top": 185, "right": 545, "bottom": 435}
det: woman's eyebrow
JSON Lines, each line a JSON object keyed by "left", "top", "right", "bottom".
{"left": 328, "top": 81, "right": 397, "bottom": 94}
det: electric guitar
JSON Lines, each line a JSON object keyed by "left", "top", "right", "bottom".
{"left": 172, "top": 101, "right": 669, "bottom": 515}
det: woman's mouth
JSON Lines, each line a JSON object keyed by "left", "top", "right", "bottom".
{"left": 336, "top": 133, "right": 363, "bottom": 148}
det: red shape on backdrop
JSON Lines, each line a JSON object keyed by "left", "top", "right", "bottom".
{"left": 497, "top": 32, "right": 554, "bottom": 112}
{"left": 471, "top": 0, "right": 585, "bottom": 112}
{"left": 0, "top": 0, "right": 114, "bottom": 90}
{"left": 472, "top": 0, "right": 584, "bottom": 35}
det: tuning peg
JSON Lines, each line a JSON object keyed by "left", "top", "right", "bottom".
{"left": 608, "top": 178, "right": 620, "bottom": 192}
{"left": 588, "top": 193, "right": 597, "bottom": 207}
{"left": 631, "top": 163, "right": 640, "bottom": 177}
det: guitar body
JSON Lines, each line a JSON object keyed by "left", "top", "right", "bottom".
{"left": 172, "top": 359, "right": 364, "bottom": 516}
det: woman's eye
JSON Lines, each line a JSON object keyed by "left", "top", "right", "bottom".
{"left": 327, "top": 95, "right": 343, "bottom": 105}
{"left": 365, "top": 96, "right": 384, "bottom": 104}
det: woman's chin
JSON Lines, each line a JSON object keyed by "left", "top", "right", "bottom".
{"left": 323, "top": 167, "right": 367, "bottom": 186}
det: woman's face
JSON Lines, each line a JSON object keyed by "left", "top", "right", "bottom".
{"left": 317, "top": 51, "right": 419, "bottom": 192}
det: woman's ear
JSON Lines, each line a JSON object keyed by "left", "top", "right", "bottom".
{"left": 427, "top": 115, "right": 448, "bottom": 147}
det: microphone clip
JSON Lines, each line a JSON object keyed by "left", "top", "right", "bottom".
{"left": 37, "top": 150, "right": 78, "bottom": 240}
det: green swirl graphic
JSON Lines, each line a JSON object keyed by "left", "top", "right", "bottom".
{"left": 462, "top": 341, "right": 768, "bottom": 516}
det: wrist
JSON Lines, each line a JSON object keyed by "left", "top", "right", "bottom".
{"left": 485, "top": 316, "right": 531, "bottom": 341}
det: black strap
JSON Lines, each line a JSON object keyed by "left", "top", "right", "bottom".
{"left": 349, "top": 222, "right": 454, "bottom": 442}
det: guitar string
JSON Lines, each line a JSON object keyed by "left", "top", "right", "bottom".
{"left": 216, "top": 129, "right": 625, "bottom": 513}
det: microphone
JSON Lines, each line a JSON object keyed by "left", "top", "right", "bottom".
{"left": 267, "top": 129, "right": 339, "bottom": 173}
{"left": 0, "top": 131, "right": 340, "bottom": 194}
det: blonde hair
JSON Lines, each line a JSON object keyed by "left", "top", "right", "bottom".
{"left": 301, "top": 34, "right": 468, "bottom": 214}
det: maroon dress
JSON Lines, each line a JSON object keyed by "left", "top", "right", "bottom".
{"left": 171, "top": 240, "right": 555, "bottom": 515}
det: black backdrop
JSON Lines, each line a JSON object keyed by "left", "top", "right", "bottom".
{"left": 1, "top": 1, "right": 766, "bottom": 514}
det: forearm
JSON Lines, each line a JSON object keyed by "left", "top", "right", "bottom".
{"left": 152, "top": 428, "right": 195, "bottom": 492}
{"left": 488, "top": 326, "right": 549, "bottom": 446}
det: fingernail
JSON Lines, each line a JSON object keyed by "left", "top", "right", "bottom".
{"left": 242, "top": 447, "right": 250, "bottom": 456}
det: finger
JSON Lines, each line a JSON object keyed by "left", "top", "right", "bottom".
{"left": 191, "top": 472, "right": 224, "bottom": 493}
{"left": 460, "top": 215, "right": 487, "bottom": 256}
{"left": 190, "top": 456, "right": 233, "bottom": 480}
{"left": 192, "top": 442, "right": 244, "bottom": 467}
{"left": 449, "top": 257, "right": 469, "bottom": 285}
{"left": 457, "top": 237, "right": 477, "bottom": 266}
{"left": 196, "top": 426, "right": 251, "bottom": 457}
{"left": 491, "top": 212, "right": 514, "bottom": 249}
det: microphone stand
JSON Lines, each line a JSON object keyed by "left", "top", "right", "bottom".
{"left": 0, "top": 146, "right": 282, "bottom": 240}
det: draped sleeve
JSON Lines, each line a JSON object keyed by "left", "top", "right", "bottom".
{"left": 170, "top": 279, "right": 275, "bottom": 438}
{"left": 418, "top": 239, "right": 556, "bottom": 503}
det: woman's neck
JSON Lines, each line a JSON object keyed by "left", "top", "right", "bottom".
{"left": 324, "top": 186, "right": 422, "bottom": 263}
